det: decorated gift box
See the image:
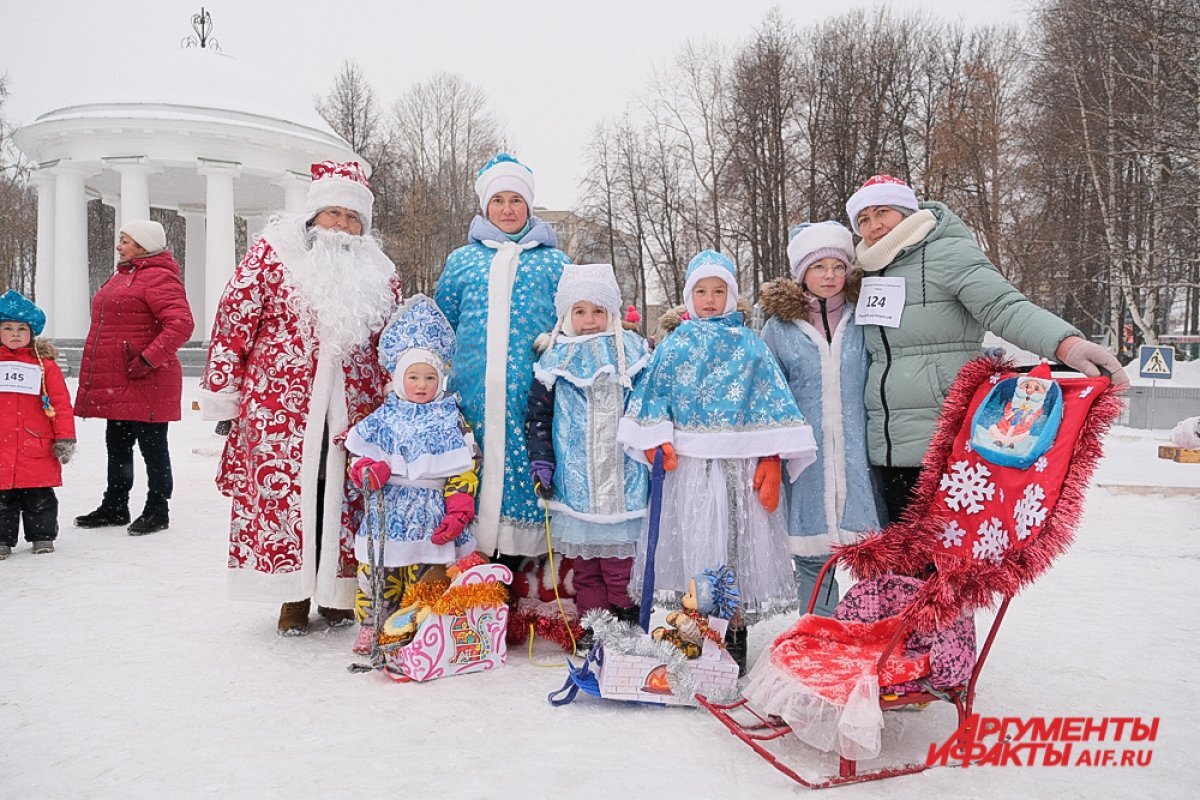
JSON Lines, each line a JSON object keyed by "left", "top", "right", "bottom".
{"left": 378, "top": 561, "right": 512, "bottom": 682}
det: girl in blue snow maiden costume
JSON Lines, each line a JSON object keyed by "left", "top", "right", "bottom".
{"left": 344, "top": 295, "right": 481, "bottom": 655}
{"left": 525, "top": 264, "right": 651, "bottom": 646}
{"left": 760, "top": 222, "right": 884, "bottom": 617}
{"left": 434, "top": 154, "right": 570, "bottom": 560}
{"left": 617, "top": 250, "right": 818, "bottom": 674}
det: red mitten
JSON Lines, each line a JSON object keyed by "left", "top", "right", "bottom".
{"left": 754, "top": 455, "right": 782, "bottom": 512}
{"left": 431, "top": 491, "right": 475, "bottom": 545}
{"left": 349, "top": 457, "right": 391, "bottom": 491}
{"left": 643, "top": 443, "right": 678, "bottom": 471}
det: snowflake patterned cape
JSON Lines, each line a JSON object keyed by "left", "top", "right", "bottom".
{"left": 617, "top": 311, "right": 817, "bottom": 479}
{"left": 346, "top": 295, "right": 473, "bottom": 479}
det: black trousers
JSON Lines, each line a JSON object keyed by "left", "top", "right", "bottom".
{"left": 878, "top": 466, "right": 923, "bottom": 525}
{"left": 0, "top": 487, "right": 59, "bottom": 546}
{"left": 104, "top": 420, "right": 173, "bottom": 515}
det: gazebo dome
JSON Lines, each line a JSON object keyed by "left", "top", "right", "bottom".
{"left": 14, "top": 45, "right": 363, "bottom": 340}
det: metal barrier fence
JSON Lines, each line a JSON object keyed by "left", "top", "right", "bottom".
{"left": 1120, "top": 384, "right": 1200, "bottom": 429}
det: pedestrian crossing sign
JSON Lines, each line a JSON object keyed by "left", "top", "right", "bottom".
{"left": 1138, "top": 345, "right": 1174, "bottom": 379}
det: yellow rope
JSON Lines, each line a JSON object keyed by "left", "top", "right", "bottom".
{"left": 523, "top": 482, "right": 580, "bottom": 666}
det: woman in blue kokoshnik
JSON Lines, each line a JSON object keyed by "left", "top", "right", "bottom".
{"left": 434, "top": 154, "right": 571, "bottom": 558}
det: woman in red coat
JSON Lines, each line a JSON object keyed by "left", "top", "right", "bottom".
{"left": 75, "top": 220, "right": 194, "bottom": 535}
{"left": 0, "top": 291, "right": 75, "bottom": 558}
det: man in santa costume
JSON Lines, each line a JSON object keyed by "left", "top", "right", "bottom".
{"left": 200, "top": 161, "right": 402, "bottom": 636}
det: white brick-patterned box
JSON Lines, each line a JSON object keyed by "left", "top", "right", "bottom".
{"left": 596, "top": 618, "right": 739, "bottom": 707}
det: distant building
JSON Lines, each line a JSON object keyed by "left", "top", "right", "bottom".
{"left": 537, "top": 209, "right": 668, "bottom": 336}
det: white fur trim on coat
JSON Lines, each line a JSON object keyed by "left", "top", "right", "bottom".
{"left": 475, "top": 239, "right": 538, "bottom": 555}
{"left": 199, "top": 388, "right": 240, "bottom": 421}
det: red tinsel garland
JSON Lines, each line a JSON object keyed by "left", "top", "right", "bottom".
{"left": 836, "top": 356, "right": 1124, "bottom": 632}
{"left": 505, "top": 609, "right": 585, "bottom": 652}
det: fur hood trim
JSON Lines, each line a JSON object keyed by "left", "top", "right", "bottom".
{"left": 759, "top": 278, "right": 809, "bottom": 323}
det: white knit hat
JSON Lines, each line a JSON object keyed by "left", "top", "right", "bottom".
{"left": 304, "top": 161, "right": 374, "bottom": 233}
{"left": 554, "top": 263, "right": 622, "bottom": 321}
{"left": 787, "top": 221, "right": 855, "bottom": 283}
{"left": 474, "top": 153, "right": 535, "bottom": 211}
{"left": 845, "top": 175, "right": 919, "bottom": 235}
{"left": 119, "top": 220, "right": 166, "bottom": 255}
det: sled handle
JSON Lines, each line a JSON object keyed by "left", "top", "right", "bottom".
{"left": 638, "top": 449, "right": 666, "bottom": 632}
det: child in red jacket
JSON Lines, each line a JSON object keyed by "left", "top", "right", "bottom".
{"left": 0, "top": 291, "right": 75, "bottom": 558}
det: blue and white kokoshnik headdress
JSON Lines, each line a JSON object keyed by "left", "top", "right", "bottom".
{"left": 348, "top": 293, "right": 472, "bottom": 479}
{"left": 683, "top": 250, "right": 739, "bottom": 318}
{"left": 378, "top": 294, "right": 456, "bottom": 398}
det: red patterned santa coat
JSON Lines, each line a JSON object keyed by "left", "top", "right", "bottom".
{"left": 200, "top": 236, "right": 401, "bottom": 608}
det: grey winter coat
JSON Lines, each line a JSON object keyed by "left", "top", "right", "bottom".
{"left": 858, "top": 202, "right": 1080, "bottom": 468}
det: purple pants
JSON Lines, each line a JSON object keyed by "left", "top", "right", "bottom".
{"left": 572, "top": 557, "right": 635, "bottom": 616}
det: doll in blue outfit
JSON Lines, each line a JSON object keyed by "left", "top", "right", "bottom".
{"left": 760, "top": 222, "right": 884, "bottom": 617}
{"left": 618, "top": 250, "right": 818, "bottom": 673}
{"left": 525, "top": 264, "right": 651, "bottom": 635}
{"left": 345, "top": 295, "right": 480, "bottom": 654}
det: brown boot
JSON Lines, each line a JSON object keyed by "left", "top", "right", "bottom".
{"left": 278, "top": 599, "right": 311, "bottom": 636}
{"left": 317, "top": 605, "right": 355, "bottom": 627}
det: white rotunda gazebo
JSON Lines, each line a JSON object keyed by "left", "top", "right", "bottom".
{"left": 13, "top": 44, "right": 361, "bottom": 341}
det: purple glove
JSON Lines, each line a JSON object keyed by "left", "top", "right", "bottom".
{"left": 529, "top": 460, "right": 555, "bottom": 499}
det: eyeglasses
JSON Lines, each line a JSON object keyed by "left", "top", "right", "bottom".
{"left": 808, "top": 264, "right": 848, "bottom": 275}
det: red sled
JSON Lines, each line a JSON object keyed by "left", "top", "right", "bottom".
{"left": 697, "top": 357, "right": 1123, "bottom": 788}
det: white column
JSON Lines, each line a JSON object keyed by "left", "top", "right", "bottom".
{"left": 110, "top": 161, "right": 156, "bottom": 226}
{"left": 50, "top": 162, "right": 95, "bottom": 340}
{"left": 179, "top": 206, "right": 207, "bottom": 342}
{"left": 32, "top": 171, "right": 57, "bottom": 337}
{"left": 274, "top": 171, "right": 309, "bottom": 215}
{"left": 199, "top": 163, "right": 241, "bottom": 338}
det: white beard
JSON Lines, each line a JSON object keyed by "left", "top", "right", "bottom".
{"left": 284, "top": 227, "right": 394, "bottom": 360}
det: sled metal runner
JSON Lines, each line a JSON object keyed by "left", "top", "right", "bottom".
{"left": 697, "top": 552, "right": 1012, "bottom": 788}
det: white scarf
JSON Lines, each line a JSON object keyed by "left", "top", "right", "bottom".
{"left": 853, "top": 209, "right": 937, "bottom": 273}
{"left": 475, "top": 238, "right": 538, "bottom": 555}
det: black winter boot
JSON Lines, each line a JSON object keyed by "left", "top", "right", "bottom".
{"left": 127, "top": 511, "right": 169, "bottom": 535}
{"left": 726, "top": 626, "right": 749, "bottom": 677}
{"left": 74, "top": 505, "right": 131, "bottom": 528}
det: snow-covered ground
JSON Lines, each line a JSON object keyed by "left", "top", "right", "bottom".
{"left": 3, "top": 380, "right": 1198, "bottom": 799}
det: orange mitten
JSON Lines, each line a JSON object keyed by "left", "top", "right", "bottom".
{"left": 644, "top": 443, "right": 678, "bottom": 472}
{"left": 754, "top": 456, "right": 781, "bottom": 512}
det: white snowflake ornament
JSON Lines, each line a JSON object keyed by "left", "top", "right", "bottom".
{"left": 973, "top": 517, "right": 1010, "bottom": 563}
{"left": 940, "top": 460, "right": 996, "bottom": 514}
{"left": 1013, "top": 484, "right": 1048, "bottom": 540}
{"left": 938, "top": 520, "right": 966, "bottom": 549}
{"left": 1034, "top": 456, "right": 1048, "bottom": 473}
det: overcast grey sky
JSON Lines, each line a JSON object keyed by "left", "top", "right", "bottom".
{"left": 2, "top": 0, "right": 1031, "bottom": 209}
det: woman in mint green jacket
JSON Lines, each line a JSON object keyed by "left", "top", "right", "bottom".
{"left": 844, "top": 175, "right": 1126, "bottom": 522}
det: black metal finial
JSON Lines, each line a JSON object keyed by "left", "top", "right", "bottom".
{"left": 181, "top": 7, "right": 221, "bottom": 51}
